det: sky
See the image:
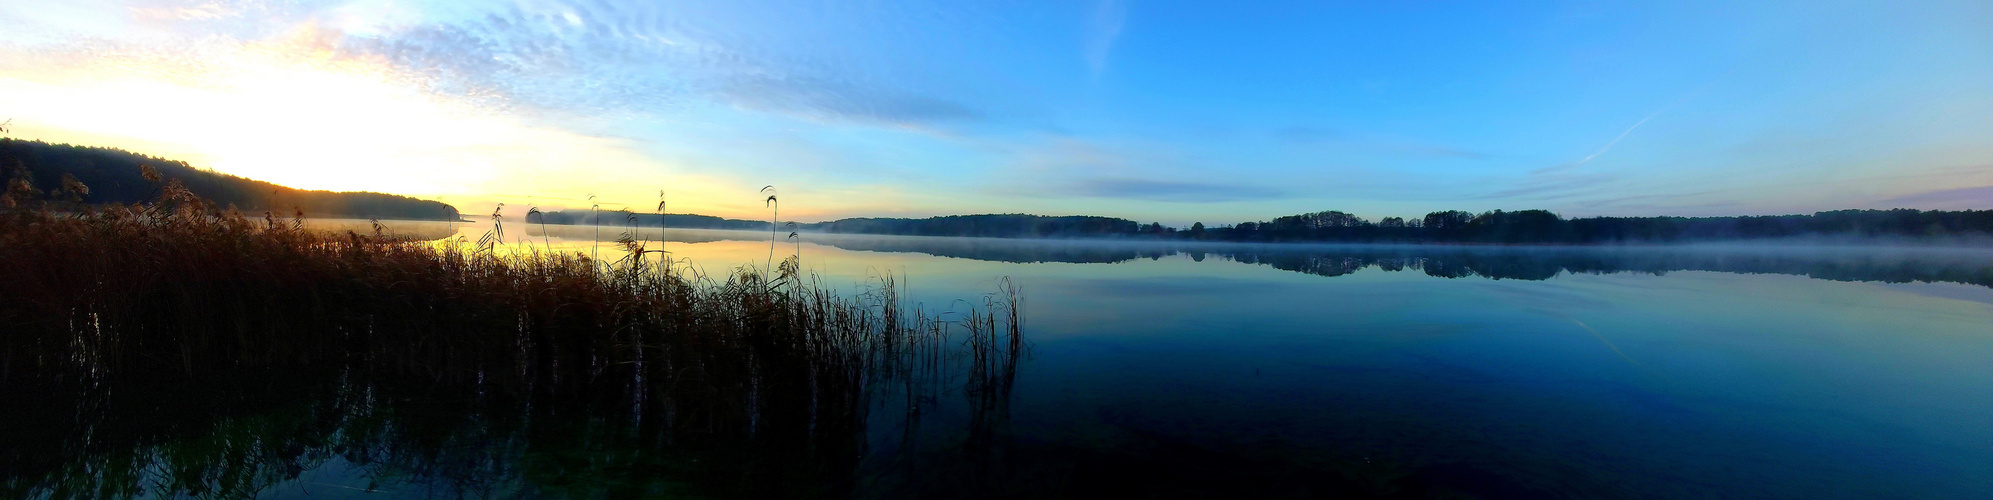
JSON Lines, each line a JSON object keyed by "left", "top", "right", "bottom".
{"left": 2, "top": 0, "right": 1990, "bottom": 224}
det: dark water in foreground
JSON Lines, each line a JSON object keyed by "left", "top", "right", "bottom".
{"left": 13, "top": 222, "right": 1993, "bottom": 498}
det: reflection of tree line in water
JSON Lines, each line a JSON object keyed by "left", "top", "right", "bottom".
{"left": 772, "top": 236, "right": 1993, "bottom": 288}
{"left": 3, "top": 341, "right": 1561, "bottom": 498}
{"left": 0, "top": 343, "right": 1025, "bottom": 499}
{"left": 0, "top": 268, "right": 1028, "bottom": 498}
{"left": 1222, "top": 249, "right": 1993, "bottom": 287}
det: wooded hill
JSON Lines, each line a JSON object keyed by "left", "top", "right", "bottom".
{"left": 1, "top": 139, "right": 460, "bottom": 220}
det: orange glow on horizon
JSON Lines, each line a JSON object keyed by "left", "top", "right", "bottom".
{"left": 0, "top": 26, "right": 762, "bottom": 219}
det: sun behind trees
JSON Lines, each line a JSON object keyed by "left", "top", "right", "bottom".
{"left": 0, "top": 139, "right": 459, "bottom": 220}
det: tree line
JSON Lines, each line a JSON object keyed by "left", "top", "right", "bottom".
{"left": 758, "top": 233, "right": 1993, "bottom": 288}
{"left": 1, "top": 139, "right": 459, "bottom": 220}
{"left": 12, "top": 138, "right": 1986, "bottom": 243}
{"left": 546, "top": 207, "right": 1993, "bottom": 244}
{"left": 791, "top": 208, "right": 1992, "bottom": 244}
{"left": 1199, "top": 208, "right": 1993, "bottom": 243}
{"left": 809, "top": 214, "right": 1139, "bottom": 238}
{"left": 530, "top": 209, "right": 771, "bottom": 230}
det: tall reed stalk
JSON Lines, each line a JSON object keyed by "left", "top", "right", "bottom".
{"left": 761, "top": 185, "right": 778, "bottom": 271}
{"left": 0, "top": 170, "right": 1026, "bottom": 499}
{"left": 589, "top": 193, "right": 601, "bottom": 264}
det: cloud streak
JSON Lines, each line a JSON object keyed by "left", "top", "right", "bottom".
{"left": 1532, "top": 109, "right": 1666, "bottom": 175}
{"left": 1274, "top": 126, "right": 1488, "bottom": 159}
{"left": 1479, "top": 173, "right": 1620, "bottom": 200}
{"left": 384, "top": 5, "right": 981, "bottom": 127}
{"left": 1533, "top": 83, "right": 1716, "bottom": 175}
{"left": 1062, "top": 178, "right": 1285, "bottom": 203}
{"left": 717, "top": 73, "right": 980, "bottom": 126}
{"left": 1881, "top": 185, "right": 1993, "bottom": 209}
{"left": 1083, "top": 0, "right": 1126, "bottom": 79}
{"left": 5, "top": 0, "right": 984, "bottom": 129}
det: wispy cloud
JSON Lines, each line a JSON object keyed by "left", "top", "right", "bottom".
{"left": 1479, "top": 173, "right": 1620, "bottom": 200}
{"left": 1496, "top": 85, "right": 1720, "bottom": 202}
{"left": 1083, "top": 0, "right": 1126, "bottom": 79}
{"left": 6, "top": 0, "right": 982, "bottom": 129}
{"left": 1532, "top": 82, "right": 1720, "bottom": 175}
{"left": 717, "top": 73, "right": 980, "bottom": 126}
{"left": 985, "top": 138, "right": 1288, "bottom": 203}
{"left": 1881, "top": 185, "right": 1993, "bottom": 209}
{"left": 403, "top": 6, "right": 985, "bottom": 128}
{"left": 1066, "top": 177, "right": 1285, "bottom": 202}
{"left": 1273, "top": 126, "right": 1487, "bottom": 159}
{"left": 344, "top": 7, "right": 979, "bottom": 127}
{"left": 1394, "top": 143, "right": 1488, "bottom": 160}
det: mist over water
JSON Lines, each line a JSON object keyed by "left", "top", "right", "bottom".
{"left": 88, "top": 218, "right": 1963, "bottom": 497}
{"left": 8, "top": 217, "right": 1988, "bottom": 497}
{"left": 415, "top": 216, "right": 1993, "bottom": 290}
{"left": 8, "top": 0, "right": 1992, "bottom": 495}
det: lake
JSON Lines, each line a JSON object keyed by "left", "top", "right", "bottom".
{"left": 16, "top": 217, "right": 1993, "bottom": 498}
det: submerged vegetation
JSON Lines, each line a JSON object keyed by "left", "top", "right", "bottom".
{"left": 0, "top": 170, "right": 1025, "bottom": 498}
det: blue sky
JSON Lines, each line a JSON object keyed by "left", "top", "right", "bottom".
{"left": 2, "top": 0, "right": 1989, "bottom": 223}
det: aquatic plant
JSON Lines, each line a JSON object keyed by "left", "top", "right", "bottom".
{"left": 761, "top": 185, "right": 778, "bottom": 271}
{"left": 476, "top": 203, "right": 505, "bottom": 256}
{"left": 589, "top": 193, "right": 601, "bottom": 263}
{"left": 656, "top": 190, "right": 668, "bottom": 255}
{"left": 527, "top": 204, "right": 549, "bottom": 248}
{"left": 0, "top": 168, "right": 1026, "bottom": 499}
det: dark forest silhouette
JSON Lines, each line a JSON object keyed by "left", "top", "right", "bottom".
{"left": 788, "top": 208, "right": 1993, "bottom": 244}
{"left": 811, "top": 214, "right": 1141, "bottom": 238}
{"left": 1206, "top": 208, "right": 1993, "bottom": 244}
{"left": 537, "top": 206, "right": 1993, "bottom": 245}
{"left": 531, "top": 209, "right": 769, "bottom": 230}
{"left": 0, "top": 139, "right": 459, "bottom": 220}
{"left": 538, "top": 209, "right": 1993, "bottom": 245}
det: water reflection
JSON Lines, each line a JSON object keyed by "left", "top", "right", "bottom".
{"left": 1, "top": 317, "right": 1024, "bottom": 499}
{"left": 87, "top": 219, "right": 1984, "bottom": 497}
{"left": 524, "top": 223, "right": 1993, "bottom": 289}
{"left": 354, "top": 219, "right": 1990, "bottom": 291}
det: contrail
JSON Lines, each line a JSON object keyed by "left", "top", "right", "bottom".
{"left": 1569, "top": 318, "right": 1645, "bottom": 370}
{"left": 1539, "top": 80, "right": 1721, "bottom": 174}
{"left": 1574, "top": 109, "right": 1665, "bottom": 166}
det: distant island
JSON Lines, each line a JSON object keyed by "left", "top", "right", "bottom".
{"left": 1, "top": 139, "right": 460, "bottom": 221}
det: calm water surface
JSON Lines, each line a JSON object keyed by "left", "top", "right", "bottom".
{"left": 23, "top": 219, "right": 1993, "bottom": 498}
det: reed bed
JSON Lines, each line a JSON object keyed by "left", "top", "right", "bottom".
{"left": 0, "top": 176, "right": 1024, "bottom": 499}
